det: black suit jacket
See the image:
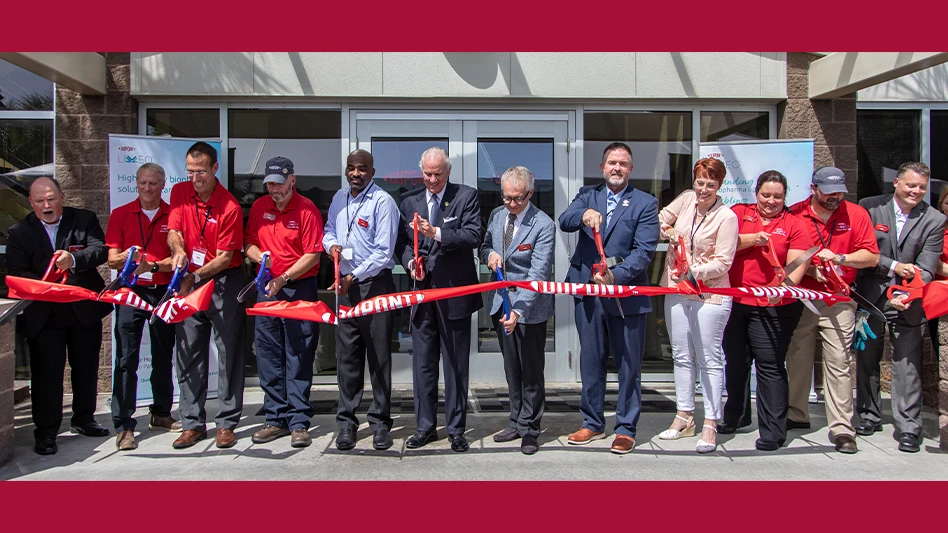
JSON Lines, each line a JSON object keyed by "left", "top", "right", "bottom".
{"left": 6, "top": 207, "right": 112, "bottom": 338}
{"left": 395, "top": 182, "right": 484, "bottom": 321}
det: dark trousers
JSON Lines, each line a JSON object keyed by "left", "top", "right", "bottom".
{"left": 27, "top": 306, "right": 102, "bottom": 439}
{"left": 493, "top": 310, "right": 546, "bottom": 438}
{"left": 857, "top": 297, "right": 925, "bottom": 436}
{"left": 336, "top": 271, "right": 394, "bottom": 432}
{"left": 174, "top": 266, "right": 246, "bottom": 431}
{"left": 255, "top": 276, "right": 318, "bottom": 430}
{"left": 575, "top": 296, "right": 646, "bottom": 438}
{"left": 722, "top": 301, "right": 803, "bottom": 446}
{"left": 412, "top": 302, "right": 471, "bottom": 436}
{"left": 111, "top": 285, "right": 176, "bottom": 431}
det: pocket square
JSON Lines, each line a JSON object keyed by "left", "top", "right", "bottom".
{"left": 443, "top": 216, "right": 458, "bottom": 223}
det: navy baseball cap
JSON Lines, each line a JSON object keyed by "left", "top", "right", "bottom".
{"left": 812, "top": 166, "right": 848, "bottom": 194}
{"left": 263, "top": 156, "right": 294, "bottom": 184}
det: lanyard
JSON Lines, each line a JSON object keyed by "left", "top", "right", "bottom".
{"left": 345, "top": 182, "right": 373, "bottom": 238}
{"left": 811, "top": 218, "right": 833, "bottom": 249}
{"left": 137, "top": 210, "right": 158, "bottom": 252}
{"left": 194, "top": 199, "right": 212, "bottom": 247}
{"left": 690, "top": 198, "right": 717, "bottom": 254}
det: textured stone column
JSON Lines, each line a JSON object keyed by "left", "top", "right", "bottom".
{"left": 0, "top": 310, "right": 15, "bottom": 466}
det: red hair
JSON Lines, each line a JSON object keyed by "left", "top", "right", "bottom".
{"left": 693, "top": 157, "right": 726, "bottom": 186}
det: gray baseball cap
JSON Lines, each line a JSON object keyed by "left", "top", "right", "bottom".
{"left": 812, "top": 166, "right": 848, "bottom": 194}
{"left": 263, "top": 156, "right": 294, "bottom": 184}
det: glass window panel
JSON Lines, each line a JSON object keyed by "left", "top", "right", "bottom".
{"left": 700, "top": 111, "right": 768, "bottom": 142}
{"left": 146, "top": 108, "right": 220, "bottom": 138}
{"left": 584, "top": 112, "right": 693, "bottom": 372}
{"left": 856, "top": 109, "right": 920, "bottom": 199}
{"left": 474, "top": 139, "right": 554, "bottom": 353}
{"left": 0, "top": 119, "right": 53, "bottom": 175}
{"left": 0, "top": 59, "right": 54, "bottom": 111}
{"left": 225, "top": 109, "right": 342, "bottom": 377}
{"left": 229, "top": 109, "right": 340, "bottom": 139}
{"left": 369, "top": 138, "right": 450, "bottom": 356}
{"left": 930, "top": 111, "right": 948, "bottom": 201}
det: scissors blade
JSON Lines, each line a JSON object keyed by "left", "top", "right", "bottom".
{"left": 849, "top": 289, "right": 890, "bottom": 324}
{"left": 98, "top": 277, "right": 123, "bottom": 299}
{"left": 236, "top": 280, "right": 257, "bottom": 303}
{"left": 0, "top": 299, "right": 32, "bottom": 327}
{"left": 149, "top": 292, "right": 173, "bottom": 324}
{"left": 784, "top": 245, "right": 820, "bottom": 277}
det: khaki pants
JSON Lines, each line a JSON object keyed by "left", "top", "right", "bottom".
{"left": 786, "top": 299, "right": 857, "bottom": 438}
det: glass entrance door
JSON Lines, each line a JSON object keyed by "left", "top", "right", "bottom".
{"left": 353, "top": 113, "right": 573, "bottom": 385}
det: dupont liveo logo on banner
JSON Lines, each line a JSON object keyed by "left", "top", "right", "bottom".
{"left": 108, "top": 134, "right": 224, "bottom": 404}
{"left": 699, "top": 139, "right": 814, "bottom": 207}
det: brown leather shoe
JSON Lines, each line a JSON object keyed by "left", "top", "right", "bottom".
{"left": 252, "top": 424, "right": 290, "bottom": 444}
{"left": 567, "top": 427, "right": 605, "bottom": 445}
{"left": 116, "top": 430, "right": 137, "bottom": 451}
{"left": 216, "top": 428, "right": 237, "bottom": 449}
{"left": 834, "top": 434, "right": 858, "bottom": 454}
{"left": 610, "top": 435, "right": 635, "bottom": 454}
{"left": 290, "top": 428, "right": 312, "bottom": 448}
{"left": 172, "top": 428, "right": 207, "bottom": 449}
{"left": 149, "top": 414, "right": 183, "bottom": 433}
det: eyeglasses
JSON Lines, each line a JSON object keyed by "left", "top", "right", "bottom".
{"left": 186, "top": 170, "right": 208, "bottom": 177}
{"left": 502, "top": 193, "right": 530, "bottom": 204}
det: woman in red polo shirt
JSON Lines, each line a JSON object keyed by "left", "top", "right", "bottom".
{"left": 719, "top": 170, "right": 813, "bottom": 451}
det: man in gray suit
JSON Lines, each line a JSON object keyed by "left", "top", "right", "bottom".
{"left": 856, "top": 161, "right": 945, "bottom": 453}
{"left": 480, "top": 166, "right": 555, "bottom": 455}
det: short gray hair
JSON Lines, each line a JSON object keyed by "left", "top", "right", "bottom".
{"left": 419, "top": 146, "right": 452, "bottom": 173}
{"left": 500, "top": 166, "right": 534, "bottom": 192}
{"left": 896, "top": 161, "right": 931, "bottom": 181}
{"left": 136, "top": 162, "right": 166, "bottom": 182}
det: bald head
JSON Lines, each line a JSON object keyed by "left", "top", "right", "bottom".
{"left": 30, "top": 177, "right": 65, "bottom": 224}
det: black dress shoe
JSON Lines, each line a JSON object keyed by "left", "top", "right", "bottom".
{"left": 373, "top": 428, "right": 393, "bottom": 451}
{"left": 493, "top": 427, "right": 521, "bottom": 443}
{"left": 34, "top": 436, "right": 58, "bottom": 455}
{"left": 786, "top": 419, "right": 811, "bottom": 430}
{"left": 405, "top": 430, "right": 438, "bottom": 449}
{"left": 336, "top": 427, "right": 357, "bottom": 451}
{"left": 449, "top": 434, "right": 469, "bottom": 453}
{"left": 898, "top": 432, "right": 921, "bottom": 453}
{"left": 755, "top": 438, "right": 783, "bottom": 452}
{"left": 855, "top": 419, "right": 882, "bottom": 436}
{"left": 71, "top": 421, "right": 109, "bottom": 437}
{"left": 521, "top": 435, "right": 539, "bottom": 455}
{"left": 717, "top": 422, "right": 738, "bottom": 434}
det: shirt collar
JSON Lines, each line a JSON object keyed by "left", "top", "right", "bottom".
{"left": 606, "top": 185, "right": 629, "bottom": 200}
{"left": 266, "top": 188, "right": 299, "bottom": 212}
{"left": 190, "top": 178, "right": 222, "bottom": 205}
{"left": 505, "top": 206, "right": 529, "bottom": 224}
{"left": 349, "top": 182, "right": 374, "bottom": 201}
{"left": 893, "top": 199, "right": 910, "bottom": 219}
{"left": 133, "top": 199, "right": 170, "bottom": 215}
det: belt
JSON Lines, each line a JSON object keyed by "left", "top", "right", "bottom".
{"left": 350, "top": 269, "right": 393, "bottom": 285}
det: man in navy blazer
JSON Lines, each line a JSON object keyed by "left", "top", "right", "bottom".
{"left": 480, "top": 166, "right": 555, "bottom": 455}
{"left": 395, "top": 146, "right": 484, "bottom": 452}
{"left": 559, "top": 142, "right": 659, "bottom": 454}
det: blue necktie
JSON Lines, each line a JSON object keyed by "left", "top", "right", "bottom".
{"left": 606, "top": 193, "right": 618, "bottom": 227}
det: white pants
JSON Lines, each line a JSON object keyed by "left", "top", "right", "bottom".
{"left": 664, "top": 294, "right": 732, "bottom": 421}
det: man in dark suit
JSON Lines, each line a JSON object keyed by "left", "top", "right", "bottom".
{"left": 395, "top": 146, "right": 483, "bottom": 452}
{"left": 856, "top": 161, "right": 945, "bottom": 453}
{"left": 6, "top": 176, "right": 113, "bottom": 455}
{"left": 559, "top": 142, "right": 659, "bottom": 454}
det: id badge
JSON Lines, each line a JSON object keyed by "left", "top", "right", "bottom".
{"left": 342, "top": 248, "right": 354, "bottom": 261}
{"left": 191, "top": 248, "right": 207, "bottom": 267}
{"left": 138, "top": 271, "right": 154, "bottom": 281}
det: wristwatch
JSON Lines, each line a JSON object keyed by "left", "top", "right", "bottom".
{"left": 836, "top": 253, "right": 845, "bottom": 265}
{"left": 349, "top": 273, "right": 359, "bottom": 284}
{"left": 282, "top": 273, "right": 292, "bottom": 283}
{"left": 192, "top": 272, "right": 202, "bottom": 284}
{"left": 150, "top": 262, "right": 160, "bottom": 274}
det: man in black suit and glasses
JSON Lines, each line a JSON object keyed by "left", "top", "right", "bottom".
{"left": 395, "top": 146, "right": 483, "bottom": 452}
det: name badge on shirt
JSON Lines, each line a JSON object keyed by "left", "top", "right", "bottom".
{"left": 875, "top": 223, "right": 889, "bottom": 233}
{"left": 358, "top": 218, "right": 369, "bottom": 228}
{"left": 263, "top": 212, "right": 276, "bottom": 221}
{"left": 191, "top": 248, "right": 207, "bottom": 267}
{"left": 342, "top": 248, "right": 354, "bottom": 261}
{"left": 68, "top": 245, "right": 84, "bottom": 252}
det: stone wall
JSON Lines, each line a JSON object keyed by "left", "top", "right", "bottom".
{"left": 54, "top": 52, "right": 136, "bottom": 392}
{"left": 0, "top": 319, "right": 15, "bottom": 466}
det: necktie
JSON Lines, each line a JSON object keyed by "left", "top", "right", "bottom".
{"left": 429, "top": 194, "right": 440, "bottom": 223}
{"left": 503, "top": 213, "right": 517, "bottom": 251}
{"left": 606, "top": 193, "right": 618, "bottom": 228}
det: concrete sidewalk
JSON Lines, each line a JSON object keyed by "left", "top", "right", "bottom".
{"left": 2, "top": 386, "right": 945, "bottom": 481}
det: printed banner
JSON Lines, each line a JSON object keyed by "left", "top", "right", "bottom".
{"left": 108, "top": 134, "right": 223, "bottom": 404}
{"left": 699, "top": 139, "right": 814, "bottom": 208}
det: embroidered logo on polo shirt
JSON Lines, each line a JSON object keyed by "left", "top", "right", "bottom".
{"left": 286, "top": 220, "right": 300, "bottom": 230}
{"left": 773, "top": 228, "right": 787, "bottom": 236}
{"left": 264, "top": 213, "right": 276, "bottom": 221}
{"left": 160, "top": 225, "right": 169, "bottom": 233}
{"left": 744, "top": 215, "right": 757, "bottom": 222}
{"left": 835, "top": 222, "right": 850, "bottom": 231}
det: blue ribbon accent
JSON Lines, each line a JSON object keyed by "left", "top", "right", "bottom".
{"left": 494, "top": 268, "right": 512, "bottom": 336}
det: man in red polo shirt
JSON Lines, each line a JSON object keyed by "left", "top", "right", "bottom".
{"left": 105, "top": 163, "right": 181, "bottom": 451}
{"left": 786, "top": 166, "right": 879, "bottom": 454}
{"left": 167, "top": 141, "right": 246, "bottom": 450}
{"left": 244, "top": 156, "right": 323, "bottom": 448}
